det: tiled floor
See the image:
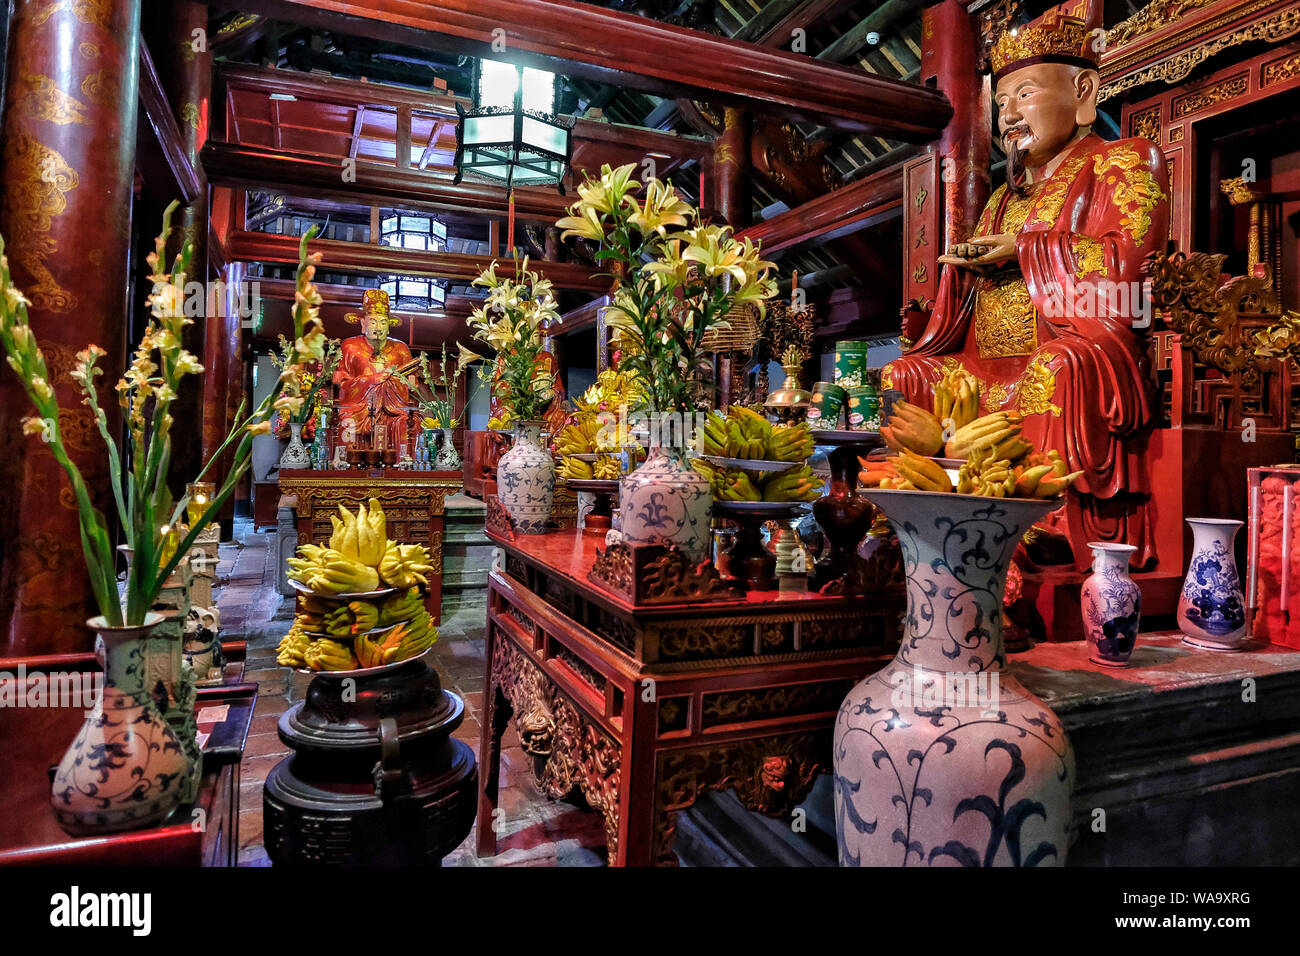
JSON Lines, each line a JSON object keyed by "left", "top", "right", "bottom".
{"left": 216, "top": 518, "right": 606, "bottom": 867}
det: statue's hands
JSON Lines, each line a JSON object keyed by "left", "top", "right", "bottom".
{"left": 937, "top": 233, "right": 1017, "bottom": 269}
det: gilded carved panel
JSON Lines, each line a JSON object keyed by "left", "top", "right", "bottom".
{"left": 1172, "top": 72, "right": 1249, "bottom": 116}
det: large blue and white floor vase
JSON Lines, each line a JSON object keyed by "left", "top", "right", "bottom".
{"left": 834, "top": 489, "right": 1075, "bottom": 867}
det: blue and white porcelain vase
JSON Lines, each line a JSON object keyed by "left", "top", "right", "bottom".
{"left": 618, "top": 445, "right": 712, "bottom": 562}
{"left": 835, "top": 490, "right": 1075, "bottom": 867}
{"left": 1081, "top": 542, "right": 1142, "bottom": 666}
{"left": 433, "top": 427, "right": 461, "bottom": 470}
{"left": 1178, "top": 517, "right": 1247, "bottom": 651}
{"left": 51, "top": 614, "right": 189, "bottom": 835}
{"left": 496, "top": 420, "right": 554, "bottom": 534}
{"left": 279, "top": 421, "right": 311, "bottom": 469}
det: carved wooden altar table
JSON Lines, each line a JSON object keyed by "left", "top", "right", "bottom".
{"left": 478, "top": 526, "right": 904, "bottom": 866}
{"left": 278, "top": 469, "right": 463, "bottom": 623}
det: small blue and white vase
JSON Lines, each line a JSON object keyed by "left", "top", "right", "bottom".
{"left": 618, "top": 445, "right": 712, "bottom": 563}
{"left": 496, "top": 420, "right": 554, "bottom": 534}
{"left": 1178, "top": 517, "right": 1247, "bottom": 651}
{"left": 1081, "top": 542, "right": 1141, "bottom": 666}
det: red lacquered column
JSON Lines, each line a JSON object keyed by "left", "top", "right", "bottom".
{"left": 0, "top": 0, "right": 142, "bottom": 655}
{"left": 922, "top": 0, "right": 991, "bottom": 251}
{"left": 154, "top": 1, "right": 213, "bottom": 490}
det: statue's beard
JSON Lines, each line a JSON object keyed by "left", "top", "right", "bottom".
{"left": 1005, "top": 127, "right": 1031, "bottom": 198}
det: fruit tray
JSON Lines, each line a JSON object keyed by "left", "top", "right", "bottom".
{"left": 564, "top": 478, "right": 621, "bottom": 493}
{"left": 701, "top": 454, "right": 803, "bottom": 473}
{"left": 712, "top": 499, "right": 812, "bottom": 517}
{"left": 564, "top": 452, "right": 623, "bottom": 461}
{"left": 811, "top": 429, "right": 883, "bottom": 445}
{"left": 289, "top": 579, "right": 398, "bottom": 601}
{"left": 291, "top": 645, "right": 434, "bottom": 678}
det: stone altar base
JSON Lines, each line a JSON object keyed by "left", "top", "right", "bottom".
{"left": 676, "top": 633, "right": 1300, "bottom": 866}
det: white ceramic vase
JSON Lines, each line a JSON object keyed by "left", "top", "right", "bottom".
{"left": 279, "top": 421, "right": 311, "bottom": 469}
{"left": 1081, "top": 542, "right": 1142, "bottom": 666}
{"left": 496, "top": 421, "right": 554, "bottom": 534}
{"left": 1177, "top": 518, "right": 1247, "bottom": 651}
{"left": 618, "top": 445, "right": 712, "bottom": 562}
{"left": 51, "top": 614, "right": 190, "bottom": 835}
{"left": 834, "top": 490, "right": 1075, "bottom": 867}
{"left": 434, "top": 428, "right": 461, "bottom": 470}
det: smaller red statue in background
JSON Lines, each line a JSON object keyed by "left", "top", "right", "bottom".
{"left": 333, "top": 289, "right": 416, "bottom": 455}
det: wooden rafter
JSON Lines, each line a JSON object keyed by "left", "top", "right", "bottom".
{"left": 231, "top": 0, "right": 952, "bottom": 137}
{"left": 227, "top": 229, "right": 610, "bottom": 291}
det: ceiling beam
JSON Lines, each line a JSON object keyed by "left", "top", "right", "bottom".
{"left": 738, "top": 163, "right": 905, "bottom": 255}
{"left": 231, "top": 0, "right": 952, "bottom": 137}
{"left": 817, "top": 0, "right": 931, "bottom": 64}
{"left": 751, "top": 0, "right": 861, "bottom": 47}
{"left": 137, "top": 40, "right": 201, "bottom": 205}
{"left": 201, "top": 141, "right": 572, "bottom": 222}
{"left": 220, "top": 63, "right": 710, "bottom": 172}
{"left": 227, "top": 229, "right": 610, "bottom": 291}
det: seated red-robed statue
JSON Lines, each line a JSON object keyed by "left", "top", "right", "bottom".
{"left": 333, "top": 289, "right": 416, "bottom": 453}
{"left": 884, "top": 0, "right": 1169, "bottom": 570}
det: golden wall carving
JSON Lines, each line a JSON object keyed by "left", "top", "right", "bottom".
{"left": 1108, "top": 0, "right": 1216, "bottom": 47}
{"left": 1263, "top": 49, "right": 1300, "bottom": 83}
{"left": 2, "top": 132, "right": 79, "bottom": 313}
{"left": 1130, "top": 104, "right": 1162, "bottom": 141}
{"left": 1101, "top": 5, "right": 1300, "bottom": 100}
{"left": 1172, "top": 72, "right": 1249, "bottom": 116}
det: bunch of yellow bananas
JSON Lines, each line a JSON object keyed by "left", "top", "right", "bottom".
{"left": 1011, "top": 450, "right": 1084, "bottom": 499}
{"left": 277, "top": 622, "right": 312, "bottom": 668}
{"left": 943, "top": 410, "right": 1031, "bottom": 461}
{"left": 322, "top": 600, "right": 380, "bottom": 638}
{"left": 878, "top": 449, "right": 953, "bottom": 492}
{"left": 762, "top": 464, "right": 822, "bottom": 501}
{"left": 955, "top": 447, "right": 1017, "bottom": 497}
{"left": 329, "top": 498, "right": 387, "bottom": 567}
{"left": 387, "top": 611, "right": 438, "bottom": 661}
{"left": 556, "top": 418, "right": 601, "bottom": 455}
{"left": 881, "top": 401, "right": 945, "bottom": 456}
{"left": 593, "top": 455, "right": 621, "bottom": 479}
{"left": 766, "top": 422, "right": 814, "bottom": 462}
{"left": 378, "top": 541, "right": 434, "bottom": 589}
{"left": 288, "top": 547, "right": 380, "bottom": 594}
{"left": 354, "top": 624, "right": 406, "bottom": 669}
{"left": 303, "top": 638, "right": 358, "bottom": 672}
{"left": 715, "top": 468, "right": 762, "bottom": 501}
{"left": 558, "top": 456, "right": 593, "bottom": 480}
{"left": 700, "top": 411, "right": 728, "bottom": 456}
{"left": 932, "top": 366, "right": 981, "bottom": 431}
{"left": 377, "top": 587, "right": 423, "bottom": 627}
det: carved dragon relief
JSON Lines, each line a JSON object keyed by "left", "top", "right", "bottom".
{"left": 653, "top": 732, "right": 827, "bottom": 865}
{"left": 488, "top": 637, "right": 622, "bottom": 859}
{"left": 1144, "top": 250, "right": 1281, "bottom": 384}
